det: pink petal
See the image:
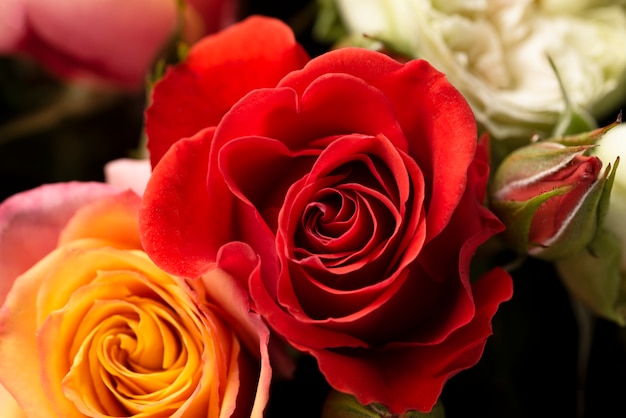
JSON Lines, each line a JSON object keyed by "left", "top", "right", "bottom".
{"left": 24, "top": 0, "right": 176, "bottom": 87}
{"left": 104, "top": 157, "right": 152, "bottom": 196}
{"left": 198, "top": 261, "right": 273, "bottom": 418}
{"left": 0, "top": 0, "right": 25, "bottom": 51}
{"left": 0, "top": 182, "right": 119, "bottom": 305}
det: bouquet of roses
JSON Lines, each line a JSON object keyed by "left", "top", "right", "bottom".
{"left": 2, "top": 1, "right": 626, "bottom": 417}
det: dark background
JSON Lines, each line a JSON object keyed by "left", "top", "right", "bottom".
{"left": 2, "top": 1, "right": 626, "bottom": 417}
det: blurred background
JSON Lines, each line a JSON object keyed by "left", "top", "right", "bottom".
{"left": 2, "top": 1, "right": 626, "bottom": 417}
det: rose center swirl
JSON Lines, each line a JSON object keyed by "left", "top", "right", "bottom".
{"left": 291, "top": 158, "right": 403, "bottom": 291}
{"left": 61, "top": 275, "right": 207, "bottom": 416}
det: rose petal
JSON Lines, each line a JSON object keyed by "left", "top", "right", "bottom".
{"left": 216, "top": 72, "right": 407, "bottom": 153}
{"left": 21, "top": 0, "right": 177, "bottom": 87}
{"left": 59, "top": 189, "right": 142, "bottom": 249}
{"left": 0, "top": 182, "right": 119, "bottom": 305}
{"left": 104, "top": 158, "right": 152, "bottom": 196}
{"left": 198, "top": 262, "right": 273, "bottom": 418}
{"left": 146, "top": 15, "right": 310, "bottom": 166}
{"left": 279, "top": 49, "right": 478, "bottom": 240}
{"left": 413, "top": 136, "right": 504, "bottom": 344}
{"left": 219, "top": 241, "right": 367, "bottom": 350}
{"left": 29, "top": 248, "right": 236, "bottom": 416}
{"left": 0, "top": 383, "right": 25, "bottom": 418}
{"left": 140, "top": 127, "right": 218, "bottom": 278}
{"left": 0, "top": 248, "right": 69, "bottom": 417}
{"left": 310, "top": 267, "right": 513, "bottom": 414}
{"left": 0, "top": 0, "right": 26, "bottom": 51}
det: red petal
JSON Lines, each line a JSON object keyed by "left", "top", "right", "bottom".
{"left": 145, "top": 15, "right": 309, "bottom": 166}
{"left": 310, "top": 268, "right": 512, "bottom": 414}
{"left": 375, "top": 59, "right": 478, "bottom": 241}
{"left": 280, "top": 49, "right": 477, "bottom": 241}
{"left": 139, "top": 127, "right": 219, "bottom": 278}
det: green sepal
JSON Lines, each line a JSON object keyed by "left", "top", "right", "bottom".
{"left": 548, "top": 118, "right": 622, "bottom": 147}
{"left": 492, "top": 142, "right": 592, "bottom": 194}
{"left": 321, "top": 390, "right": 446, "bottom": 418}
{"left": 556, "top": 229, "right": 626, "bottom": 326}
{"left": 491, "top": 185, "right": 572, "bottom": 255}
{"left": 595, "top": 157, "right": 620, "bottom": 231}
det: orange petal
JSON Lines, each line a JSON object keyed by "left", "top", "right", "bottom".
{"left": 58, "top": 190, "right": 142, "bottom": 250}
{"left": 0, "top": 247, "right": 69, "bottom": 417}
{"left": 0, "top": 383, "right": 27, "bottom": 418}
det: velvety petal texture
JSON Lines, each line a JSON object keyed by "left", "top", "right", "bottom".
{"left": 140, "top": 16, "right": 513, "bottom": 413}
{"left": 145, "top": 15, "right": 310, "bottom": 166}
{"left": 0, "top": 183, "right": 271, "bottom": 417}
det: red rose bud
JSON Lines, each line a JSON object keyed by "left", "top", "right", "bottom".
{"left": 491, "top": 141, "right": 617, "bottom": 260}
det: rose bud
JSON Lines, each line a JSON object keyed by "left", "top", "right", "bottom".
{"left": 554, "top": 123, "right": 626, "bottom": 325}
{"left": 490, "top": 138, "right": 618, "bottom": 260}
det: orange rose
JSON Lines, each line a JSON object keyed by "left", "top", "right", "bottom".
{"left": 0, "top": 183, "right": 271, "bottom": 417}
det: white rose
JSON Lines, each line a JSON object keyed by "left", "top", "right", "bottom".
{"left": 333, "top": 0, "right": 626, "bottom": 140}
{"left": 595, "top": 123, "right": 626, "bottom": 268}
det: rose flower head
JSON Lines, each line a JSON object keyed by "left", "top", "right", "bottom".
{"left": 140, "top": 16, "right": 513, "bottom": 414}
{"left": 0, "top": 0, "right": 236, "bottom": 88}
{"left": 324, "top": 0, "right": 626, "bottom": 141}
{"left": 0, "top": 183, "right": 271, "bottom": 418}
{"left": 490, "top": 123, "right": 620, "bottom": 260}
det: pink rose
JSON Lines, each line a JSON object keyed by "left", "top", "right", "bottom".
{"left": 0, "top": 0, "right": 236, "bottom": 88}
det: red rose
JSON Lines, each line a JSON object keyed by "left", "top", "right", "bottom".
{"left": 140, "top": 16, "right": 513, "bottom": 413}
